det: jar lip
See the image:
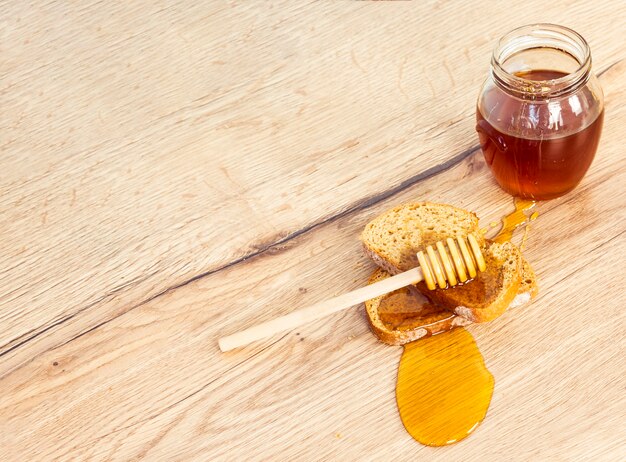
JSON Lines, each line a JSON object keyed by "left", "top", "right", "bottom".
{"left": 491, "top": 23, "right": 592, "bottom": 97}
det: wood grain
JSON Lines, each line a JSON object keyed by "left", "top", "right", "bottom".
{"left": 1, "top": 1, "right": 625, "bottom": 460}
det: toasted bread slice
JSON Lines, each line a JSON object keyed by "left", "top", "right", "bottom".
{"left": 365, "top": 262, "right": 538, "bottom": 345}
{"left": 361, "top": 202, "right": 482, "bottom": 275}
{"left": 364, "top": 268, "right": 471, "bottom": 345}
{"left": 361, "top": 202, "right": 536, "bottom": 323}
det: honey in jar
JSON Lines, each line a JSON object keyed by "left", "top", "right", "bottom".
{"left": 476, "top": 24, "right": 604, "bottom": 200}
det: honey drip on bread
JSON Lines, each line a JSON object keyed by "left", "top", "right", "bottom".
{"left": 396, "top": 329, "right": 494, "bottom": 446}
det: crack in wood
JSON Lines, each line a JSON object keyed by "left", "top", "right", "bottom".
{"left": 5, "top": 53, "right": 624, "bottom": 364}
{"left": 0, "top": 144, "right": 478, "bottom": 364}
{"left": 0, "top": 272, "right": 158, "bottom": 361}
{"left": 5, "top": 53, "right": 624, "bottom": 365}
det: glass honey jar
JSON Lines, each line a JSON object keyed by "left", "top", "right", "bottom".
{"left": 476, "top": 24, "right": 604, "bottom": 200}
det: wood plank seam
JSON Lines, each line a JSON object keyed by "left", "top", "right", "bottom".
{"left": 1, "top": 50, "right": 622, "bottom": 377}
{"left": 0, "top": 271, "right": 158, "bottom": 358}
{"left": 3, "top": 159, "right": 621, "bottom": 384}
{"left": 3, "top": 95, "right": 623, "bottom": 377}
{"left": 0, "top": 145, "right": 478, "bottom": 364}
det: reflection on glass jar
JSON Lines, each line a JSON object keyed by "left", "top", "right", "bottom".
{"left": 476, "top": 24, "right": 604, "bottom": 200}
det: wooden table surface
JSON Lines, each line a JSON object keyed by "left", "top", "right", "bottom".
{"left": 2, "top": 2, "right": 625, "bottom": 460}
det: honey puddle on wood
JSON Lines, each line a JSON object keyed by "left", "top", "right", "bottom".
{"left": 390, "top": 197, "right": 537, "bottom": 446}
{"left": 396, "top": 328, "right": 494, "bottom": 446}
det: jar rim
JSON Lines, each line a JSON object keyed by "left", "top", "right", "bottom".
{"left": 491, "top": 23, "right": 592, "bottom": 97}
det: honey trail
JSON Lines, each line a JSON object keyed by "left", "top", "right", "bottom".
{"left": 494, "top": 197, "right": 537, "bottom": 243}
{"left": 520, "top": 210, "right": 538, "bottom": 250}
{"left": 396, "top": 329, "right": 494, "bottom": 446}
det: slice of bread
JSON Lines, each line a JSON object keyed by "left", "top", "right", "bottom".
{"left": 361, "top": 202, "right": 537, "bottom": 324}
{"left": 365, "top": 268, "right": 472, "bottom": 345}
{"left": 365, "top": 262, "right": 538, "bottom": 345}
{"left": 361, "top": 202, "right": 482, "bottom": 275}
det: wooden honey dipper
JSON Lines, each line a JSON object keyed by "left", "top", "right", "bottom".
{"left": 218, "top": 234, "right": 486, "bottom": 352}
